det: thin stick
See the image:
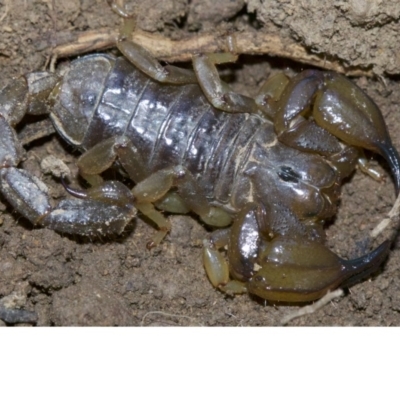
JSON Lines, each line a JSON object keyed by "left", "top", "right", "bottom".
{"left": 370, "top": 192, "right": 400, "bottom": 239}
{"left": 49, "top": 28, "right": 371, "bottom": 77}
{"left": 281, "top": 289, "right": 344, "bottom": 325}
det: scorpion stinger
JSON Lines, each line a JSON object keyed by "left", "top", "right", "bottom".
{"left": 375, "top": 144, "right": 400, "bottom": 194}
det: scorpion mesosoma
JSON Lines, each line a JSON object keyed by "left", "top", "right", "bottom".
{"left": 0, "top": 37, "right": 399, "bottom": 303}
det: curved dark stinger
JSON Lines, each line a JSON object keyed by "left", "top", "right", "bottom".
{"left": 377, "top": 142, "right": 400, "bottom": 195}
{"left": 340, "top": 240, "right": 391, "bottom": 289}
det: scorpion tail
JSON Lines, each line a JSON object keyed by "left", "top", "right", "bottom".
{"left": 339, "top": 240, "right": 391, "bottom": 289}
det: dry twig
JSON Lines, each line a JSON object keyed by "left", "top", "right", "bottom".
{"left": 281, "top": 289, "right": 344, "bottom": 325}
{"left": 50, "top": 28, "right": 371, "bottom": 77}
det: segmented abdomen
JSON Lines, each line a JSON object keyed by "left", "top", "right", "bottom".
{"left": 53, "top": 55, "right": 267, "bottom": 203}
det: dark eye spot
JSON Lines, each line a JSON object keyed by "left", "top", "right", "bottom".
{"left": 277, "top": 166, "right": 301, "bottom": 183}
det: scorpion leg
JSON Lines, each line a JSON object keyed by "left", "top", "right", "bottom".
{"left": 192, "top": 53, "right": 259, "bottom": 113}
{"left": 77, "top": 137, "right": 178, "bottom": 243}
{"left": 112, "top": 138, "right": 192, "bottom": 214}
{"left": 77, "top": 136, "right": 148, "bottom": 183}
{"left": 117, "top": 39, "right": 198, "bottom": 85}
{"left": 128, "top": 164, "right": 233, "bottom": 246}
{"left": 77, "top": 136, "right": 231, "bottom": 244}
{"left": 131, "top": 166, "right": 232, "bottom": 244}
{"left": 114, "top": 2, "right": 251, "bottom": 103}
{"left": 203, "top": 242, "right": 248, "bottom": 295}
{"left": 254, "top": 72, "right": 289, "bottom": 118}
{"left": 116, "top": 14, "right": 197, "bottom": 85}
{"left": 203, "top": 203, "right": 261, "bottom": 295}
{"left": 78, "top": 135, "right": 189, "bottom": 215}
{"left": 116, "top": 6, "right": 262, "bottom": 113}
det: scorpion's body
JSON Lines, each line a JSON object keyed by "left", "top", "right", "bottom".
{"left": 57, "top": 54, "right": 263, "bottom": 210}
{"left": 54, "top": 54, "right": 339, "bottom": 224}
{"left": 0, "top": 40, "right": 399, "bottom": 302}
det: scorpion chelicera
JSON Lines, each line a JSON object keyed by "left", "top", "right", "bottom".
{"left": 0, "top": 35, "right": 399, "bottom": 303}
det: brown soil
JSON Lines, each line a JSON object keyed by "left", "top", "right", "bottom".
{"left": 0, "top": 0, "right": 400, "bottom": 326}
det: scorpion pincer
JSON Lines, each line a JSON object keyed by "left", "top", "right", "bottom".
{"left": 0, "top": 37, "right": 399, "bottom": 303}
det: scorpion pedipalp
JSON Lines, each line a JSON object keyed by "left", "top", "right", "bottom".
{"left": 204, "top": 201, "right": 391, "bottom": 302}
{"left": 248, "top": 237, "right": 391, "bottom": 303}
{"left": 314, "top": 72, "right": 400, "bottom": 193}
{"left": 0, "top": 69, "right": 137, "bottom": 236}
{"left": 270, "top": 69, "right": 400, "bottom": 193}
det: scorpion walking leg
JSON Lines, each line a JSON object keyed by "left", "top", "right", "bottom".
{"left": 117, "top": 39, "right": 198, "bottom": 85}
{"left": 203, "top": 205, "right": 260, "bottom": 295}
{"left": 77, "top": 136, "right": 172, "bottom": 244}
{"left": 254, "top": 72, "right": 289, "bottom": 118}
{"left": 203, "top": 236, "right": 248, "bottom": 295}
{"left": 131, "top": 166, "right": 232, "bottom": 245}
{"left": 118, "top": 18, "right": 258, "bottom": 115}
{"left": 116, "top": 15, "right": 197, "bottom": 85}
{"left": 192, "top": 53, "right": 259, "bottom": 113}
{"left": 76, "top": 136, "right": 232, "bottom": 245}
{"left": 77, "top": 136, "right": 148, "bottom": 183}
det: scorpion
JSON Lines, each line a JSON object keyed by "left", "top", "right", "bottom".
{"left": 0, "top": 30, "right": 399, "bottom": 304}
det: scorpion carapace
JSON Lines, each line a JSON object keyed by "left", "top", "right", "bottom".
{"left": 0, "top": 38, "right": 398, "bottom": 303}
